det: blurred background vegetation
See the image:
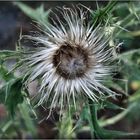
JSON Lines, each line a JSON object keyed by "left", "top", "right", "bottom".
{"left": 0, "top": 1, "right": 140, "bottom": 139}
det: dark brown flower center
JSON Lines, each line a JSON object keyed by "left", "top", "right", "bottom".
{"left": 53, "top": 43, "right": 90, "bottom": 79}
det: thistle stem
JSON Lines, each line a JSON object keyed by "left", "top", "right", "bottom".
{"left": 88, "top": 99, "right": 100, "bottom": 138}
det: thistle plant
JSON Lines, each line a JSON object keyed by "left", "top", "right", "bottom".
{"left": 0, "top": 1, "right": 140, "bottom": 139}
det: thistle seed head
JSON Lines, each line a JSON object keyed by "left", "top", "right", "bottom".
{"left": 17, "top": 6, "right": 118, "bottom": 116}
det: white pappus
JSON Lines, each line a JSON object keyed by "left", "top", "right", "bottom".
{"left": 17, "top": 6, "right": 118, "bottom": 115}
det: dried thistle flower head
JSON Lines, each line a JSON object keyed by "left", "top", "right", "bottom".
{"left": 18, "top": 6, "right": 117, "bottom": 114}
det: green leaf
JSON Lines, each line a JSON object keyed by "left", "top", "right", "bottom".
{"left": 4, "top": 78, "right": 24, "bottom": 117}
{"left": 117, "top": 49, "right": 140, "bottom": 81}
{"left": 0, "top": 65, "right": 14, "bottom": 82}
{"left": 0, "top": 87, "right": 5, "bottom": 103}
{"left": 95, "top": 128, "right": 135, "bottom": 139}
{"left": 18, "top": 99, "right": 37, "bottom": 136}
{"left": 6, "top": 79, "right": 24, "bottom": 116}
{"left": 121, "top": 62, "right": 140, "bottom": 81}
{"left": 92, "top": 1, "right": 117, "bottom": 27}
{"left": 102, "top": 100, "right": 125, "bottom": 110}
{"left": 14, "top": 2, "right": 50, "bottom": 26}
{"left": 99, "top": 105, "right": 132, "bottom": 127}
{"left": 117, "top": 49, "right": 140, "bottom": 62}
{"left": 114, "top": 2, "right": 140, "bottom": 36}
{"left": 0, "top": 120, "right": 14, "bottom": 138}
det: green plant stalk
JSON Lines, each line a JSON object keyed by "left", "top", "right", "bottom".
{"left": 18, "top": 102, "right": 36, "bottom": 136}
{"left": 88, "top": 99, "right": 135, "bottom": 139}
{"left": 88, "top": 99, "right": 100, "bottom": 138}
{"left": 99, "top": 103, "right": 135, "bottom": 127}
{"left": 58, "top": 108, "right": 74, "bottom": 139}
